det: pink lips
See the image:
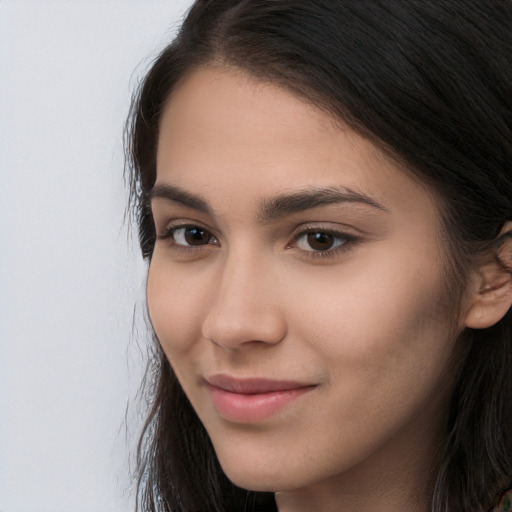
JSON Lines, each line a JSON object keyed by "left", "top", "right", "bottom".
{"left": 205, "top": 374, "right": 316, "bottom": 423}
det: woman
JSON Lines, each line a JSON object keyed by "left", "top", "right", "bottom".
{"left": 126, "top": 1, "right": 512, "bottom": 511}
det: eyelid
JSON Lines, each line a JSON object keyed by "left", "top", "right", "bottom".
{"left": 155, "top": 218, "right": 359, "bottom": 260}
{"left": 288, "top": 222, "right": 358, "bottom": 242}
{"left": 174, "top": 226, "right": 219, "bottom": 246}
{"left": 155, "top": 217, "right": 217, "bottom": 238}
{"left": 287, "top": 223, "right": 359, "bottom": 258}
{"left": 156, "top": 220, "right": 220, "bottom": 249}
{"left": 294, "top": 231, "right": 349, "bottom": 251}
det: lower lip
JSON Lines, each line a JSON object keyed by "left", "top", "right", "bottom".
{"left": 206, "top": 385, "right": 314, "bottom": 423}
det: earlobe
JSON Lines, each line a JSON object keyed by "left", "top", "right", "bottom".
{"left": 465, "top": 223, "right": 512, "bottom": 329}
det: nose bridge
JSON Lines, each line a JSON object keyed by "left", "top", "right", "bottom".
{"left": 202, "top": 244, "right": 286, "bottom": 349}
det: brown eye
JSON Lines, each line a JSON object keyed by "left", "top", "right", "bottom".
{"left": 307, "top": 232, "right": 335, "bottom": 251}
{"left": 295, "top": 230, "right": 350, "bottom": 252}
{"left": 172, "top": 226, "right": 217, "bottom": 246}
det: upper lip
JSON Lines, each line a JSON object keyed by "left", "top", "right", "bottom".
{"left": 205, "top": 374, "right": 315, "bottom": 394}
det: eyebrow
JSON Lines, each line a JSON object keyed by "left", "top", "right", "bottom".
{"left": 150, "top": 184, "right": 213, "bottom": 214}
{"left": 149, "top": 183, "right": 388, "bottom": 221}
{"left": 258, "top": 186, "right": 389, "bottom": 222}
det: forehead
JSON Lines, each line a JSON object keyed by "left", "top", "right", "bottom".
{"left": 155, "top": 66, "right": 438, "bottom": 224}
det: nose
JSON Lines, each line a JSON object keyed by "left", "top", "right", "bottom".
{"left": 201, "top": 250, "right": 287, "bottom": 351}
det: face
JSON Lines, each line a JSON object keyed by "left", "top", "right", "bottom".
{"left": 148, "top": 67, "right": 465, "bottom": 498}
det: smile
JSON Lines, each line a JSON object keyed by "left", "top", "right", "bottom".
{"left": 205, "top": 375, "right": 317, "bottom": 423}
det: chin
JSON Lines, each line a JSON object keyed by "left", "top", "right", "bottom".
{"left": 216, "top": 456, "right": 290, "bottom": 492}
{"left": 218, "top": 454, "right": 316, "bottom": 494}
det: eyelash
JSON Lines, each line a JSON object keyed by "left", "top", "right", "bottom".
{"left": 157, "top": 222, "right": 356, "bottom": 259}
{"left": 157, "top": 223, "right": 219, "bottom": 253}
{"left": 289, "top": 228, "right": 355, "bottom": 258}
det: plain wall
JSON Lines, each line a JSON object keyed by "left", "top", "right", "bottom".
{"left": 0, "top": 2, "right": 194, "bottom": 510}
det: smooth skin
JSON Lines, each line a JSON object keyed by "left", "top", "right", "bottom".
{"left": 147, "top": 67, "right": 511, "bottom": 512}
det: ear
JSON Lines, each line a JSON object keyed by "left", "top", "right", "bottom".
{"left": 465, "top": 222, "right": 512, "bottom": 329}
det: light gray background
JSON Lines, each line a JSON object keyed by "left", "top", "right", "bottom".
{"left": 0, "top": 1, "right": 194, "bottom": 510}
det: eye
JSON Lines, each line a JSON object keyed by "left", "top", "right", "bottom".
{"left": 168, "top": 225, "right": 218, "bottom": 247}
{"left": 294, "top": 230, "right": 351, "bottom": 252}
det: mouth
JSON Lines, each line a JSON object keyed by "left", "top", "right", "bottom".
{"left": 204, "top": 374, "right": 317, "bottom": 423}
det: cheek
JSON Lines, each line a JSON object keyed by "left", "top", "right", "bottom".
{"left": 270, "top": 246, "right": 459, "bottom": 476}
{"left": 146, "top": 257, "right": 205, "bottom": 355}
{"left": 288, "top": 239, "right": 456, "bottom": 397}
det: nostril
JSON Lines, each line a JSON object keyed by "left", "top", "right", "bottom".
{"left": 202, "top": 305, "right": 287, "bottom": 351}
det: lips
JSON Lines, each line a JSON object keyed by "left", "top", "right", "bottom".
{"left": 206, "top": 374, "right": 313, "bottom": 394}
{"left": 204, "top": 374, "right": 316, "bottom": 422}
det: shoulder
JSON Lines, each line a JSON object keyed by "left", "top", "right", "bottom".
{"left": 493, "top": 489, "right": 512, "bottom": 512}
